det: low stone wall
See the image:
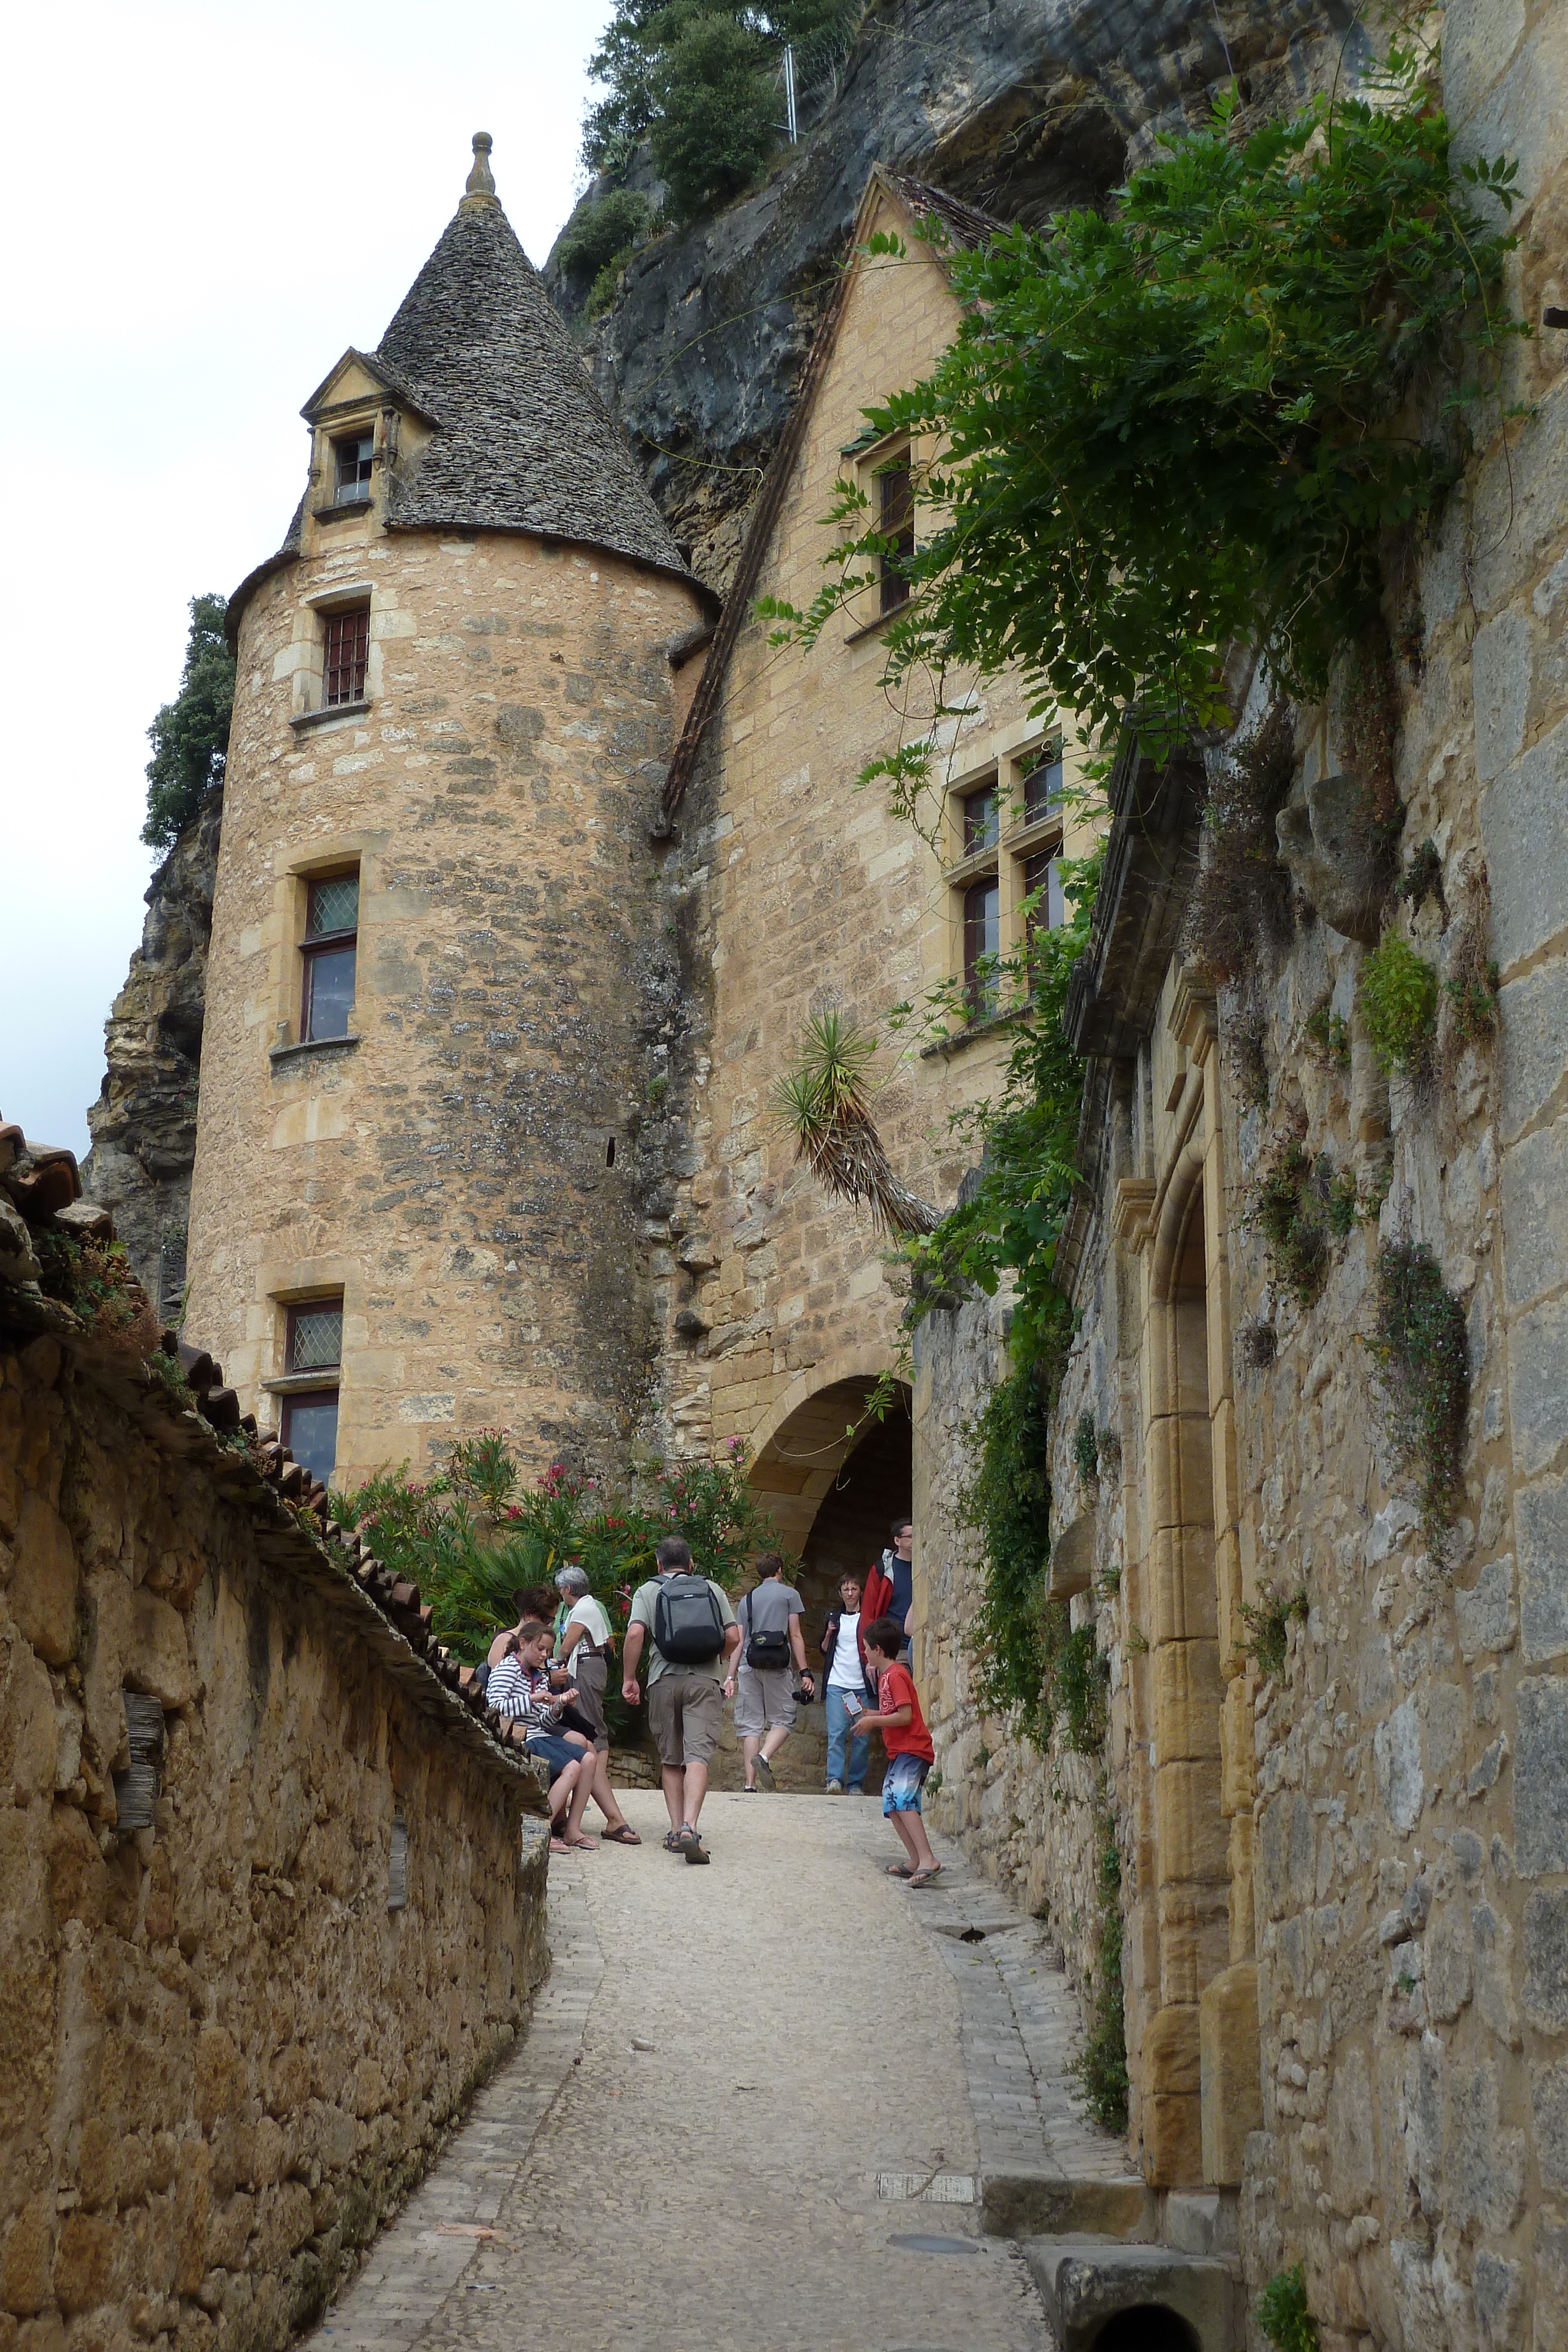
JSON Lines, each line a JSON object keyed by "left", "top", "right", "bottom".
{"left": 0, "top": 1290, "right": 549, "bottom": 2352}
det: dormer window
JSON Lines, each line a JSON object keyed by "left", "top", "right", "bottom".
{"left": 333, "top": 432, "right": 374, "bottom": 506}
{"left": 878, "top": 456, "right": 914, "bottom": 614}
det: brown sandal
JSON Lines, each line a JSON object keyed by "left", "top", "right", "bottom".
{"left": 601, "top": 1823, "right": 641, "bottom": 1845}
{"left": 885, "top": 1863, "right": 914, "bottom": 1878}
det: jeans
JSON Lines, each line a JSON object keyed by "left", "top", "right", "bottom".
{"left": 825, "top": 1685, "right": 870, "bottom": 1789}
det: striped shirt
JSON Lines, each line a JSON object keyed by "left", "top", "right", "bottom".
{"left": 488, "top": 1659, "right": 567, "bottom": 1734}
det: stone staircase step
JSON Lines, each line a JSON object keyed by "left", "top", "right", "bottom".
{"left": 980, "top": 2172, "right": 1156, "bottom": 2241}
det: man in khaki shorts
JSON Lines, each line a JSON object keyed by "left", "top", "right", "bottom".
{"left": 724, "top": 1552, "right": 813, "bottom": 1791}
{"left": 623, "top": 1535, "right": 740, "bottom": 1864}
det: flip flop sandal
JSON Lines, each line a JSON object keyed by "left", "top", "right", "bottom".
{"left": 600, "top": 1824, "right": 642, "bottom": 1845}
{"left": 549, "top": 1838, "right": 572, "bottom": 1854}
{"left": 564, "top": 1833, "right": 599, "bottom": 1850}
{"left": 908, "top": 1866, "right": 943, "bottom": 1887}
{"left": 885, "top": 1863, "right": 914, "bottom": 1878}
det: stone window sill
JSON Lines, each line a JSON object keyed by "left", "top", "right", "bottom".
{"left": 290, "top": 701, "right": 373, "bottom": 734}
{"left": 919, "top": 1008, "right": 1025, "bottom": 1061}
{"left": 270, "top": 1033, "right": 361, "bottom": 1070}
{"left": 843, "top": 601, "right": 908, "bottom": 647}
{"left": 312, "top": 495, "right": 373, "bottom": 521}
{"left": 262, "top": 1369, "right": 343, "bottom": 1396}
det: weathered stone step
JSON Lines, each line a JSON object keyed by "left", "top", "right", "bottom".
{"left": 1021, "top": 2236, "right": 1242, "bottom": 2352}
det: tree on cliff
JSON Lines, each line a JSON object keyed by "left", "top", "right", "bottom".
{"left": 582, "top": 1, "right": 854, "bottom": 217}
{"left": 141, "top": 594, "right": 235, "bottom": 851}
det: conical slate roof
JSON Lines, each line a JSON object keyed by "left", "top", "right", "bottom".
{"left": 373, "top": 166, "right": 687, "bottom": 576}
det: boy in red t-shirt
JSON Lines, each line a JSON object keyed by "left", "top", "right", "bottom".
{"left": 857, "top": 1616, "right": 940, "bottom": 1885}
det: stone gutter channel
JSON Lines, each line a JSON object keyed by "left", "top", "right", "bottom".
{"left": 895, "top": 1866, "right": 1247, "bottom": 2352}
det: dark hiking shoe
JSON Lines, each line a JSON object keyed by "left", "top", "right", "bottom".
{"left": 677, "top": 1825, "right": 709, "bottom": 1863}
{"left": 755, "top": 1756, "right": 777, "bottom": 1792}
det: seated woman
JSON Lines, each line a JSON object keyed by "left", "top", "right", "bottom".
{"left": 492, "top": 1622, "right": 641, "bottom": 1847}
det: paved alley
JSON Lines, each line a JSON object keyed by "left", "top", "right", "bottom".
{"left": 302, "top": 1790, "right": 1132, "bottom": 2352}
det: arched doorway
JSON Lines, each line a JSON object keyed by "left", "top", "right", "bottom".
{"left": 747, "top": 1374, "right": 913, "bottom": 1665}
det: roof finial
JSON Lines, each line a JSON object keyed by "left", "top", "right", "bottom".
{"left": 464, "top": 132, "right": 496, "bottom": 202}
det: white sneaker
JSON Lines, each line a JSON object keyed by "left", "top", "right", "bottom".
{"left": 826, "top": 1779, "right": 845, "bottom": 1795}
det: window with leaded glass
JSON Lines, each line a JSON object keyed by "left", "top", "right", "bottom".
{"left": 281, "top": 1295, "right": 342, "bottom": 1485}
{"left": 333, "top": 432, "right": 374, "bottom": 505}
{"left": 1022, "top": 846, "right": 1065, "bottom": 954}
{"left": 878, "top": 457, "right": 914, "bottom": 615}
{"left": 302, "top": 869, "right": 358, "bottom": 1043}
{"left": 1022, "top": 741, "right": 1065, "bottom": 827}
{"left": 962, "top": 779, "right": 999, "bottom": 856}
{"left": 323, "top": 607, "right": 369, "bottom": 707}
{"left": 963, "top": 876, "right": 999, "bottom": 1016}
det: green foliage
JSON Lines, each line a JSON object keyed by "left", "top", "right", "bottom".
{"left": 1366, "top": 1241, "right": 1469, "bottom": 1552}
{"left": 1074, "top": 1815, "right": 1128, "bottom": 2130}
{"left": 556, "top": 188, "right": 651, "bottom": 283}
{"left": 1304, "top": 999, "right": 1351, "bottom": 1070}
{"left": 764, "top": 71, "right": 1520, "bottom": 749}
{"left": 1229, "top": 1005, "right": 1271, "bottom": 1112}
{"left": 142, "top": 594, "right": 234, "bottom": 851}
{"left": 331, "top": 1432, "right": 781, "bottom": 1665}
{"left": 1055, "top": 1624, "right": 1109, "bottom": 1755}
{"left": 1073, "top": 1411, "right": 1099, "bottom": 1486}
{"left": 1359, "top": 931, "right": 1439, "bottom": 1079}
{"left": 1326, "top": 1165, "right": 1360, "bottom": 1238}
{"left": 898, "top": 856, "right": 1097, "bottom": 1366}
{"left": 958, "top": 1358, "right": 1061, "bottom": 1748}
{"left": 1256, "top": 2264, "right": 1319, "bottom": 2352}
{"left": 1238, "top": 1588, "right": 1309, "bottom": 1679}
{"left": 582, "top": 2, "right": 853, "bottom": 209}
{"left": 1252, "top": 1140, "right": 1329, "bottom": 1309}
{"left": 1183, "top": 701, "right": 1298, "bottom": 984}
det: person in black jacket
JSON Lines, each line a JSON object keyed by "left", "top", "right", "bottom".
{"left": 819, "top": 1572, "right": 871, "bottom": 1794}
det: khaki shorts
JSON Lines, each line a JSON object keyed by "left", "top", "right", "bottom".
{"left": 733, "top": 1665, "right": 797, "bottom": 1739}
{"left": 647, "top": 1672, "right": 723, "bottom": 1770}
{"left": 570, "top": 1651, "right": 610, "bottom": 1750}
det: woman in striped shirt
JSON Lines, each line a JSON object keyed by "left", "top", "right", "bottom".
{"left": 492, "top": 1623, "right": 640, "bottom": 1849}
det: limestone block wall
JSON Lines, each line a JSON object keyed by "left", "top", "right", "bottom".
{"left": 0, "top": 1312, "right": 547, "bottom": 2352}
{"left": 188, "top": 513, "right": 708, "bottom": 1489}
{"left": 913, "top": 1293, "right": 1105, "bottom": 1986}
{"left": 650, "top": 182, "right": 1084, "bottom": 1484}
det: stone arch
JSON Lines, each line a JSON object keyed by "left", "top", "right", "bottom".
{"left": 1142, "top": 1137, "right": 1229, "bottom": 2188}
{"left": 747, "top": 1362, "right": 913, "bottom": 1648}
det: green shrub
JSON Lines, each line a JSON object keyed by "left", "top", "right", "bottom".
{"left": 1398, "top": 837, "right": 1447, "bottom": 920}
{"left": 1074, "top": 1818, "right": 1128, "bottom": 2130}
{"left": 1252, "top": 1140, "right": 1329, "bottom": 1309}
{"left": 1055, "top": 1624, "right": 1108, "bottom": 1755}
{"left": 1366, "top": 1241, "right": 1469, "bottom": 1552}
{"left": 1256, "top": 2264, "right": 1319, "bottom": 2352}
{"left": 959, "top": 1358, "right": 1061, "bottom": 1748}
{"left": 1074, "top": 1410, "right": 1099, "bottom": 1486}
{"left": 1304, "top": 999, "right": 1350, "bottom": 1070}
{"left": 142, "top": 594, "right": 233, "bottom": 850}
{"left": 556, "top": 187, "right": 650, "bottom": 282}
{"left": 1239, "top": 1588, "right": 1309, "bottom": 1679}
{"left": 649, "top": 14, "right": 777, "bottom": 219}
{"left": 765, "top": 72, "right": 1521, "bottom": 747}
{"left": 1359, "top": 932, "right": 1438, "bottom": 1079}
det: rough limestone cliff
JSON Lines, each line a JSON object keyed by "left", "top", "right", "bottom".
{"left": 88, "top": 0, "right": 1362, "bottom": 1277}
{"left": 547, "top": 0, "right": 1362, "bottom": 589}
{"left": 82, "top": 788, "right": 220, "bottom": 1312}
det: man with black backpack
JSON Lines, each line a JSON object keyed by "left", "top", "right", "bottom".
{"left": 723, "top": 1551, "right": 813, "bottom": 1792}
{"left": 623, "top": 1535, "right": 740, "bottom": 1863}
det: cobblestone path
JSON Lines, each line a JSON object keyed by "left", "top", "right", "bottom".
{"left": 311, "top": 1790, "right": 1059, "bottom": 2352}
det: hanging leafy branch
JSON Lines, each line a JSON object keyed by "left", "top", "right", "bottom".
{"left": 142, "top": 594, "right": 234, "bottom": 851}
{"left": 760, "top": 66, "right": 1522, "bottom": 763}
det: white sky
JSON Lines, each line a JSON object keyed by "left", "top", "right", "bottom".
{"left": 0, "top": 0, "right": 613, "bottom": 1162}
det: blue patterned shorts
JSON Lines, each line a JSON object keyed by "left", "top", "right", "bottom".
{"left": 882, "top": 1753, "right": 931, "bottom": 1816}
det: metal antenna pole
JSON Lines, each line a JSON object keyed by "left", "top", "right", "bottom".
{"left": 784, "top": 42, "right": 798, "bottom": 142}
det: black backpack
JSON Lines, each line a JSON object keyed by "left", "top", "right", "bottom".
{"left": 743, "top": 1588, "right": 792, "bottom": 1672}
{"left": 653, "top": 1573, "right": 727, "bottom": 1665}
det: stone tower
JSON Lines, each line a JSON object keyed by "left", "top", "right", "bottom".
{"left": 186, "top": 136, "right": 714, "bottom": 1491}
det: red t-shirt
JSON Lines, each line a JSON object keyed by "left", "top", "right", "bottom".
{"left": 876, "top": 1662, "right": 934, "bottom": 1761}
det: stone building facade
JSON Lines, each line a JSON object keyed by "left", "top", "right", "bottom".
{"left": 911, "top": 7, "right": 1568, "bottom": 2346}
{"left": 185, "top": 139, "right": 714, "bottom": 1495}
{"left": 0, "top": 1183, "right": 547, "bottom": 2352}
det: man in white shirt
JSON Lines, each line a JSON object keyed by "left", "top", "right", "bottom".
{"left": 553, "top": 1564, "right": 613, "bottom": 1751}
{"left": 821, "top": 1573, "right": 871, "bottom": 1794}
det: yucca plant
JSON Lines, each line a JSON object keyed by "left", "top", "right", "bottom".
{"left": 773, "top": 1010, "right": 939, "bottom": 1235}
